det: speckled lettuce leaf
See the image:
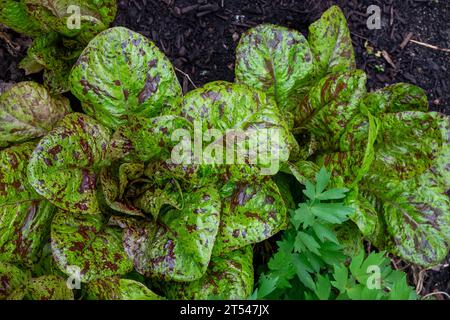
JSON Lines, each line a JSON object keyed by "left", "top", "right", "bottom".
{"left": 213, "top": 179, "right": 287, "bottom": 254}
{"left": 84, "top": 277, "right": 162, "bottom": 300}
{"left": 19, "top": 33, "right": 80, "bottom": 93}
{"left": 97, "top": 163, "right": 146, "bottom": 217}
{"left": 342, "top": 188, "right": 381, "bottom": 241}
{"left": 0, "top": 143, "right": 56, "bottom": 266}
{"left": 51, "top": 209, "right": 133, "bottom": 282}
{"left": 0, "top": 262, "right": 30, "bottom": 300}
{"left": 133, "top": 181, "right": 183, "bottom": 221}
{"left": 70, "top": 27, "right": 182, "bottom": 130}
{"left": 0, "top": 142, "right": 40, "bottom": 204}
{"left": 0, "top": 0, "right": 42, "bottom": 36}
{"left": 0, "top": 200, "right": 55, "bottom": 267}
{"left": 361, "top": 175, "right": 450, "bottom": 267}
{"left": 180, "top": 81, "right": 298, "bottom": 169}
{"left": 364, "top": 83, "right": 428, "bottom": 115}
{"left": 162, "top": 246, "right": 254, "bottom": 300}
{"left": 8, "top": 275, "right": 74, "bottom": 300}
{"left": 108, "top": 115, "right": 193, "bottom": 163}
{"left": 308, "top": 5, "right": 356, "bottom": 76}
{"left": 281, "top": 160, "right": 320, "bottom": 185}
{"left": 317, "top": 110, "right": 378, "bottom": 187}
{"left": 111, "top": 185, "right": 221, "bottom": 282}
{"left": 294, "top": 71, "right": 367, "bottom": 153}
{"left": 25, "top": 0, "right": 117, "bottom": 44}
{"left": 295, "top": 70, "right": 367, "bottom": 151}
{"left": 0, "top": 81, "right": 71, "bottom": 147}
{"left": 235, "top": 24, "right": 316, "bottom": 113}
{"left": 27, "top": 113, "right": 111, "bottom": 214}
{"left": 369, "top": 112, "right": 449, "bottom": 183}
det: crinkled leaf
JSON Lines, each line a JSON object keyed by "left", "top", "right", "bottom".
{"left": 370, "top": 111, "right": 449, "bottom": 183}
{"left": 133, "top": 182, "right": 182, "bottom": 221}
{"left": 213, "top": 179, "right": 287, "bottom": 254}
{"left": 214, "top": 180, "right": 287, "bottom": 252}
{"left": 162, "top": 246, "right": 254, "bottom": 300}
{"left": 364, "top": 83, "right": 428, "bottom": 115}
{"left": 362, "top": 177, "right": 450, "bottom": 267}
{"left": 308, "top": 5, "right": 356, "bottom": 76}
{"left": 19, "top": 32, "right": 79, "bottom": 93}
{"left": 28, "top": 113, "right": 111, "bottom": 214}
{"left": 235, "top": 24, "right": 316, "bottom": 113}
{"left": 84, "top": 277, "right": 162, "bottom": 300}
{"left": 51, "top": 210, "right": 133, "bottom": 282}
{"left": 108, "top": 115, "right": 192, "bottom": 163}
{"left": 70, "top": 27, "right": 182, "bottom": 130}
{"left": 0, "top": 200, "right": 55, "bottom": 267}
{"left": 0, "top": 143, "right": 56, "bottom": 266}
{"left": 97, "top": 164, "right": 146, "bottom": 217}
{"left": 0, "top": 262, "right": 30, "bottom": 300}
{"left": 344, "top": 189, "right": 381, "bottom": 241}
{"left": 0, "top": 82, "right": 71, "bottom": 147}
{"left": 0, "top": 0, "right": 42, "bottom": 36}
{"left": 0, "top": 142, "right": 40, "bottom": 204}
{"left": 295, "top": 70, "right": 367, "bottom": 151}
{"left": 25, "top": 0, "right": 117, "bottom": 44}
{"left": 8, "top": 275, "right": 73, "bottom": 300}
{"left": 112, "top": 185, "right": 221, "bottom": 281}
{"left": 181, "top": 81, "right": 298, "bottom": 171}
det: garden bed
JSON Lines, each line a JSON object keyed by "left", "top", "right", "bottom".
{"left": 0, "top": 0, "right": 449, "bottom": 299}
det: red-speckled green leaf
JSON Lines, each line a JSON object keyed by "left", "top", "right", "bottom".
{"left": 308, "top": 5, "right": 356, "bottom": 76}
{"left": 70, "top": 27, "right": 182, "bottom": 130}
{"left": 370, "top": 112, "right": 449, "bottom": 183}
{"left": 0, "top": 143, "right": 56, "bottom": 267}
{"left": 180, "top": 81, "right": 299, "bottom": 171}
{"left": 235, "top": 24, "right": 316, "bottom": 113}
{"left": 0, "top": 0, "right": 42, "bottom": 36}
{"left": 364, "top": 83, "right": 428, "bottom": 115}
{"left": 295, "top": 70, "right": 367, "bottom": 151}
{"left": 27, "top": 113, "right": 111, "bottom": 214}
{"left": 108, "top": 115, "right": 193, "bottom": 163}
{"left": 0, "top": 82, "right": 71, "bottom": 147}
{"left": 360, "top": 175, "right": 450, "bottom": 267}
{"left": 97, "top": 163, "right": 146, "bottom": 217}
{"left": 213, "top": 179, "right": 287, "bottom": 254}
{"left": 162, "top": 246, "right": 254, "bottom": 300}
{"left": 0, "top": 200, "right": 55, "bottom": 267}
{"left": 8, "top": 275, "right": 73, "bottom": 300}
{"left": 24, "top": 0, "right": 117, "bottom": 44}
{"left": 51, "top": 209, "right": 133, "bottom": 282}
{"left": 0, "top": 142, "right": 40, "bottom": 204}
{"left": 84, "top": 277, "right": 162, "bottom": 300}
{"left": 111, "top": 185, "right": 221, "bottom": 282}
{"left": 0, "top": 262, "right": 30, "bottom": 300}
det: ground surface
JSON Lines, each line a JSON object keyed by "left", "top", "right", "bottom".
{"left": 0, "top": 0, "right": 449, "bottom": 299}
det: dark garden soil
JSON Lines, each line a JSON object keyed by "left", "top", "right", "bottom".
{"left": 0, "top": 0, "right": 449, "bottom": 298}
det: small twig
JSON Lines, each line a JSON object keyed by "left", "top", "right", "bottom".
{"left": 0, "top": 30, "right": 20, "bottom": 56}
{"left": 421, "top": 291, "right": 450, "bottom": 300}
{"left": 381, "top": 50, "right": 397, "bottom": 69}
{"left": 400, "top": 32, "right": 414, "bottom": 49}
{"left": 410, "top": 39, "right": 450, "bottom": 53}
{"left": 415, "top": 269, "right": 426, "bottom": 295}
{"left": 351, "top": 32, "right": 369, "bottom": 41}
{"left": 174, "top": 67, "right": 197, "bottom": 88}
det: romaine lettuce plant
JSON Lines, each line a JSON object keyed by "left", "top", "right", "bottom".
{"left": 1, "top": 25, "right": 297, "bottom": 299}
{"left": 0, "top": 0, "right": 117, "bottom": 93}
{"left": 234, "top": 6, "right": 450, "bottom": 268}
